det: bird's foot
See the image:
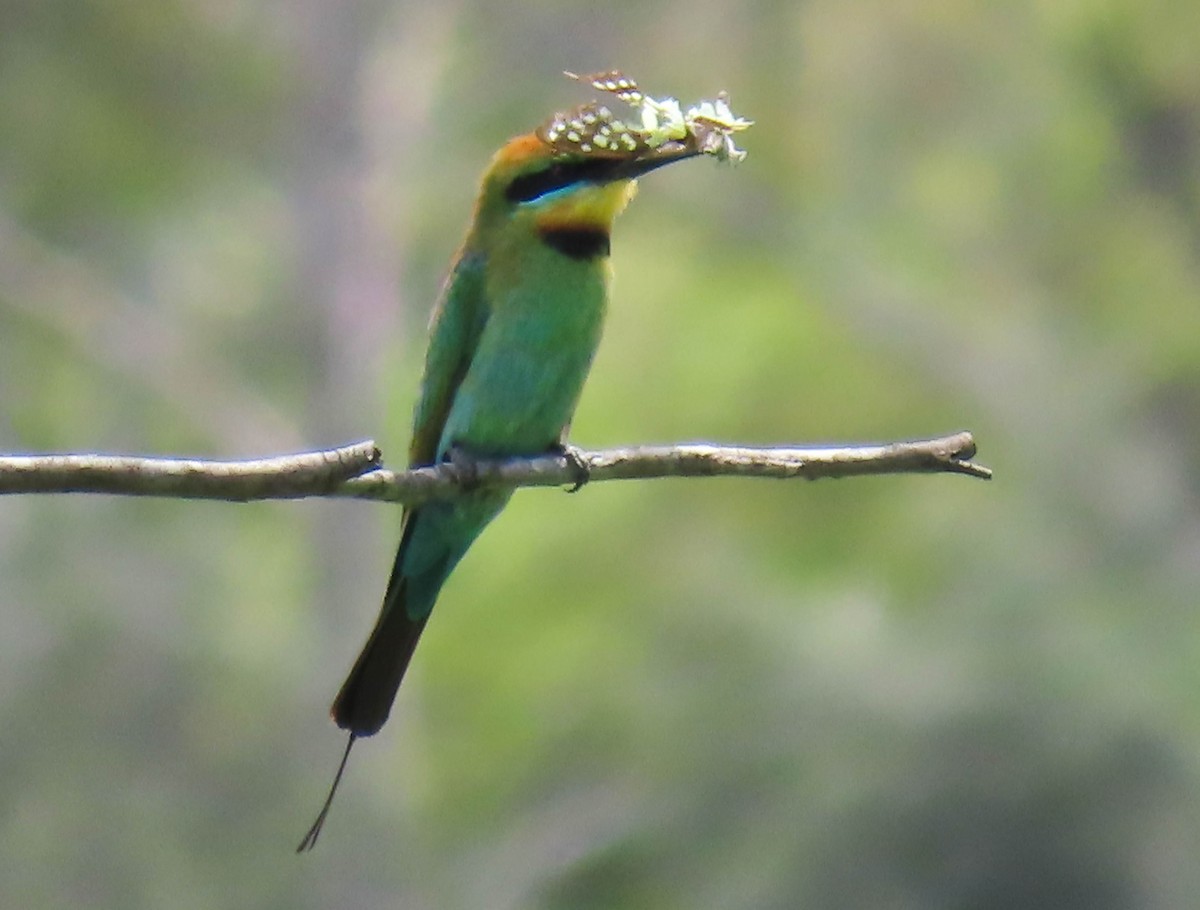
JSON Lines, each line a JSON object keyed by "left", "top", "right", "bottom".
{"left": 443, "top": 444, "right": 482, "bottom": 491}
{"left": 550, "top": 443, "right": 592, "bottom": 493}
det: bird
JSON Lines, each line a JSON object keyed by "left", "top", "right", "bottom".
{"left": 297, "top": 73, "right": 747, "bottom": 850}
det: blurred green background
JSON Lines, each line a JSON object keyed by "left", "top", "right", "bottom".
{"left": 2, "top": 1, "right": 1199, "bottom": 907}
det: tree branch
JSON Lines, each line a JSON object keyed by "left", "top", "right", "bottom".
{"left": 0, "top": 432, "right": 990, "bottom": 504}
{"left": 0, "top": 442, "right": 382, "bottom": 501}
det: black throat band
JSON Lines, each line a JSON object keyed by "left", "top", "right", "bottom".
{"left": 539, "top": 227, "right": 611, "bottom": 260}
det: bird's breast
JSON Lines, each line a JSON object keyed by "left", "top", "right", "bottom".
{"left": 436, "top": 251, "right": 610, "bottom": 457}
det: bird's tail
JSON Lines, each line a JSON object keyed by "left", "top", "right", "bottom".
{"left": 330, "top": 492, "right": 509, "bottom": 736}
{"left": 298, "top": 495, "right": 507, "bottom": 851}
{"left": 329, "top": 589, "right": 428, "bottom": 737}
{"left": 331, "top": 511, "right": 439, "bottom": 737}
{"left": 297, "top": 514, "right": 439, "bottom": 852}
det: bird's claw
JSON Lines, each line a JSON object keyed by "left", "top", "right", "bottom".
{"left": 444, "top": 444, "right": 482, "bottom": 491}
{"left": 552, "top": 443, "right": 592, "bottom": 493}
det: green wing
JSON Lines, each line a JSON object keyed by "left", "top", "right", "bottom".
{"left": 331, "top": 249, "right": 491, "bottom": 736}
{"left": 408, "top": 250, "right": 490, "bottom": 467}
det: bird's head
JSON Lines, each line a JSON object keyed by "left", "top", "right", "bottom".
{"left": 469, "top": 120, "right": 700, "bottom": 247}
{"left": 463, "top": 72, "right": 751, "bottom": 256}
{"left": 463, "top": 83, "right": 715, "bottom": 249}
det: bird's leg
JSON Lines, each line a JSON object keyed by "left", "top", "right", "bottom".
{"left": 443, "top": 443, "right": 482, "bottom": 491}
{"left": 548, "top": 440, "right": 592, "bottom": 493}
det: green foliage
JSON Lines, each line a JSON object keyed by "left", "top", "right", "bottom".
{"left": 2, "top": 1, "right": 1199, "bottom": 906}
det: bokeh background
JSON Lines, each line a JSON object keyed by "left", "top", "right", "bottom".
{"left": 2, "top": 1, "right": 1199, "bottom": 907}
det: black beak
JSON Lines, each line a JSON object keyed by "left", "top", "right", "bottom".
{"left": 607, "top": 143, "right": 701, "bottom": 180}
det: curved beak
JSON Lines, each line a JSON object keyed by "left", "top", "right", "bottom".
{"left": 606, "top": 143, "right": 702, "bottom": 181}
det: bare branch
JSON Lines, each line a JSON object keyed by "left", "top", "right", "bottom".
{"left": 0, "top": 442, "right": 381, "bottom": 501}
{"left": 0, "top": 432, "right": 990, "bottom": 504}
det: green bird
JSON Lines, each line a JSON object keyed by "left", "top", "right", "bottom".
{"left": 299, "top": 73, "right": 749, "bottom": 849}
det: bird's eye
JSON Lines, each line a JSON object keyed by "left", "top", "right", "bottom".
{"left": 505, "top": 158, "right": 616, "bottom": 204}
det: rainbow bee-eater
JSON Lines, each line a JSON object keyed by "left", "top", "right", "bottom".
{"left": 299, "top": 73, "right": 749, "bottom": 849}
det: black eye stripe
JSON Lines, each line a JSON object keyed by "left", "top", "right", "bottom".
{"left": 505, "top": 157, "right": 620, "bottom": 204}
